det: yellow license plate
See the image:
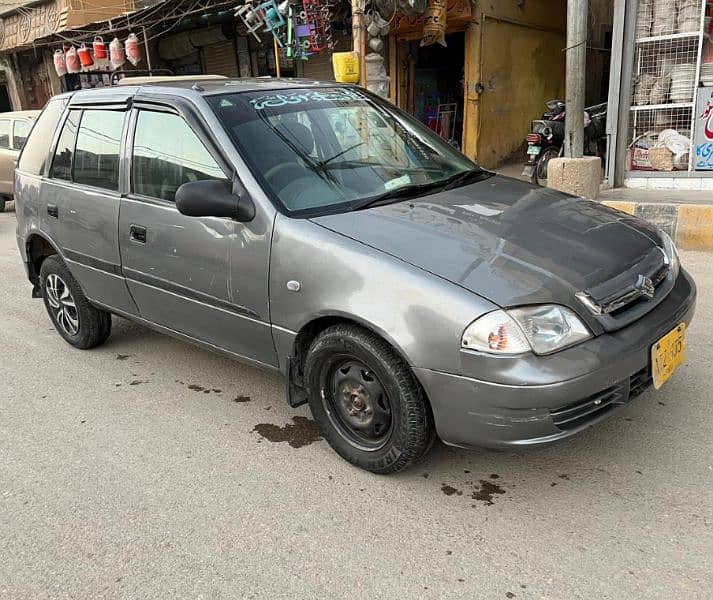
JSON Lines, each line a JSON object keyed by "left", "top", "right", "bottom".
{"left": 651, "top": 323, "right": 686, "bottom": 390}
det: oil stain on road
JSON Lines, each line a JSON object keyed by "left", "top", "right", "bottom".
{"left": 472, "top": 479, "right": 506, "bottom": 506}
{"left": 253, "top": 416, "right": 322, "bottom": 448}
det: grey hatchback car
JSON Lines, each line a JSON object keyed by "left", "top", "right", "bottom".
{"left": 15, "top": 79, "right": 696, "bottom": 473}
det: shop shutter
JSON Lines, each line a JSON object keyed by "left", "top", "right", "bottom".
{"left": 201, "top": 41, "right": 239, "bottom": 77}
{"left": 301, "top": 35, "right": 351, "bottom": 81}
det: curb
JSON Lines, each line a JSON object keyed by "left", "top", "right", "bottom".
{"left": 602, "top": 201, "right": 713, "bottom": 251}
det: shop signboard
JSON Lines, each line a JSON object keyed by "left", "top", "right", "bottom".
{"left": 694, "top": 87, "right": 713, "bottom": 171}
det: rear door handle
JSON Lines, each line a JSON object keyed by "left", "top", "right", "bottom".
{"left": 129, "top": 224, "right": 147, "bottom": 244}
{"left": 47, "top": 204, "right": 58, "bottom": 219}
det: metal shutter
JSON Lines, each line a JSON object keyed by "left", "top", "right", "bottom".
{"left": 301, "top": 35, "right": 351, "bottom": 81}
{"left": 201, "top": 41, "right": 239, "bottom": 77}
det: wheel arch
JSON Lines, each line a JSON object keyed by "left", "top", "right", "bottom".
{"left": 25, "top": 232, "right": 61, "bottom": 295}
{"left": 284, "top": 312, "right": 426, "bottom": 410}
{"left": 292, "top": 314, "right": 414, "bottom": 375}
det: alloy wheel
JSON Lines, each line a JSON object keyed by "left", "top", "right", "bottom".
{"left": 45, "top": 274, "right": 80, "bottom": 336}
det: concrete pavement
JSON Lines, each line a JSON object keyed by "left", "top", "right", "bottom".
{"left": 0, "top": 208, "right": 711, "bottom": 599}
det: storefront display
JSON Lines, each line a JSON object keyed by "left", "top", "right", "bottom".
{"left": 627, "top": 0, "right": 713, "bottom": 174}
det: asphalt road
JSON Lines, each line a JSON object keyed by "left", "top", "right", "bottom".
{"left": 1, "top": 206, "right": 711, "bottom": 600}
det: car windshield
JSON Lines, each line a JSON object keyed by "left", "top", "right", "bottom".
{"left": 208, "top": 87, "right": 480, "bottom": 216}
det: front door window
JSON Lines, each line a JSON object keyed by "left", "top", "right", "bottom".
{"left": 132, "top": 110, "right": 225, "bottom": 202}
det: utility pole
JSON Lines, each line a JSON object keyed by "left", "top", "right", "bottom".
{"left": 564, "top": 0, "right": 588, "bottom": 158}
{"left": 351, "top": 0, "right": 366, "bottom": 87}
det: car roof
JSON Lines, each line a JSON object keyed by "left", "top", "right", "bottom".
{"left": 0, "top": 110, "right": 41, "bottom": 119}
{"left": 63, "top": 76, "right": 349, "bottom": 106}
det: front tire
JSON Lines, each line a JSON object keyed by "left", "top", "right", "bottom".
{"left": 304, "top": 324, "right": 435, "bottom": 474}
{"left": 0, "top": 197, "right": 6, "bottom": 212}
{"left": 39, "top": 256, "right": 111, "bottom": 349}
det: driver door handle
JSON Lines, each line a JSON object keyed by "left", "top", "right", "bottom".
{"left": 130, "top": 224, "right": 147, "bottom": 244}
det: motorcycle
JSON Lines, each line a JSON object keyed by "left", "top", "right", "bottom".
{"left": 522, "top": 100, "right": 607, "bottom": 185}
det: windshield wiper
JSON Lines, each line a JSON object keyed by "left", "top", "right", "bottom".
{"left": 352, "top": 168, "right": 492, "bottom": 211}
{"left": 352, "top": 180, "right": 449, "bottom": 211}
{"left": 317, "top": 142, "right": 366, "bottom": 167}
{"left": 319, "top": 158, "right": 445, "bottom": 173}
{"left": 441, "top": 168, "right": 492, "bottom": 190}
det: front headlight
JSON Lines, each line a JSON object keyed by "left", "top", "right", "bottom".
{"left": 661, "top": 231, "right": 680, "bottom": 281}
{"left": 462, "top": 305, "right": 592, "bottom": 355}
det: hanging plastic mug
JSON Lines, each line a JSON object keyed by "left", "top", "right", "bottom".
{"left": 93, "top": 36, "right": 107, "bottom": 60}
{"left": 77, "top": 44, "right": 94, "bottom": 68}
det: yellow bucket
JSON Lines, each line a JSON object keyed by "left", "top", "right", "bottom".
{"left": 332, "top": 51, "right": 360, "bottom": 84}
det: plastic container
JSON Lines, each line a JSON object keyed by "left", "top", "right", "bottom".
{"left": 332, "top": 51, "right": 360, "bottom": 83}
{"left": 77, "top": 44, "right": 94, "bottom": 68}
{"left": 93, "top": 36, "right": 107, "bottom": 60}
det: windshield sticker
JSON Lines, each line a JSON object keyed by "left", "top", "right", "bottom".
{"left": 250, "top": 88, "right": 366, "bottom": 111}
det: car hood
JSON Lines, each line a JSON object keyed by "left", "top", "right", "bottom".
{"left": 311, "top": 175, "right": 662, "bottom": 311}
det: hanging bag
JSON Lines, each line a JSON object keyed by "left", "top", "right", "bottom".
{"left": 110, "top": 37, "right": 126, "bottom": 70}
{"left": 65, "top": 47, "right": 81, "bottom": 73}
{"left": 53, "top": 49, "right": 67, "bottom": 77}
{"left": 125, "top": 33, "right": 142, "bottom": 66}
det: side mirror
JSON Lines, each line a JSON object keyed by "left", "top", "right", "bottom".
{"left": 175, "top": 179, "right": 255, "bottom": 222}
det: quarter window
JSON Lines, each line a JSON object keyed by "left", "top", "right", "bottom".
{"left": 0, "top": 120, "right": 10, "bottom": 148}
{"left": 13, "top": 120, "right": 31, "bottom": 150}
{"left": 50, "top": 111, "right": 80, "bottom": 181}
{"left": 17, "top": 99, "right": 65, "bottom": 176}
{"left": 74, "top": 110, "right": 124, "bottom": 191}
{"left": 132, "top": 110, "right": 225, "bottom": 202}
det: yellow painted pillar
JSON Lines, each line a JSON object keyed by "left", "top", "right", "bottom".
{"left": 462, "top": 18, "right": 481, "bottom": 162}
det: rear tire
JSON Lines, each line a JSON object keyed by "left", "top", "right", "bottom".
{"left": 0, "top": 197, "right": 6, "bottom": 212}
{"left": 39, "top": 255, "right": 111, "bottom": 349}
{"left": 532, "top": 146, "right": 561, "bottom": 186}
{"left": 303, "top": 324, "right": 435, "bottom": 474}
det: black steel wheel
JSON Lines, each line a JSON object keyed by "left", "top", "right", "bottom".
{"left": 323, "top": 357, "right": 393, "bottom": 451}
{"left": 304, "top": 324, "right": 435, "bottom": 474}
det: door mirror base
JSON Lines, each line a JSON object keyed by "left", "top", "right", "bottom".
{"left": 175, "top": 179, "right": 255, "bottom": 221}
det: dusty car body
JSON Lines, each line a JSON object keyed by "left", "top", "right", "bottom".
{"left": 14, "top": 79, "right": 696, "bottom": 473}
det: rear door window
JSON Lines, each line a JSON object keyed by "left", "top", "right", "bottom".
{"left": 131, "top": 110, "right": 225, "bottom": 202}
{"left": 18, "top": 99, "right": 65, "bottom": 175}
{"left": 73, "top": 110, "right": 124, "bottom": 191}
{"left": 0, "top": 120, "right": 10, "bottom": 149}
{"left": 50, "top": 111, "right": 80, "bottom": 181}
{"left": 13, "top": 120, "right": 31, "bottom": 150}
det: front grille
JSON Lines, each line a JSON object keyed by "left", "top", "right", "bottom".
{"left": 551, "top": 367, "right": 655, "bottom": 431}
{"left": 551, "top": 384, "right": 626, "bottom": 430}
{"left": 576, "top": 247, "right": 674, "bottom": 332}
{"left": 629, "top": 366, "right": 653, "bottom": 398}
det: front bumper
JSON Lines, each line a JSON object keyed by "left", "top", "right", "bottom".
{"left": 415, "top": 269, "right": 697, "bottom": 449}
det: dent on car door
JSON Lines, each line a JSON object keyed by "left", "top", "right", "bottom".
{"left": 41, "top": 107, "right": 137, "bottom": 315}
{"left": 118, "top": 106, "right": 276, "bottom": 367}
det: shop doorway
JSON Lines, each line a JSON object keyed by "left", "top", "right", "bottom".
{"left": 398, "top": 32, "right": 465, "bottom": 149}
{"left": 0, "top": 85, "right": 11, "bottom": 112}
